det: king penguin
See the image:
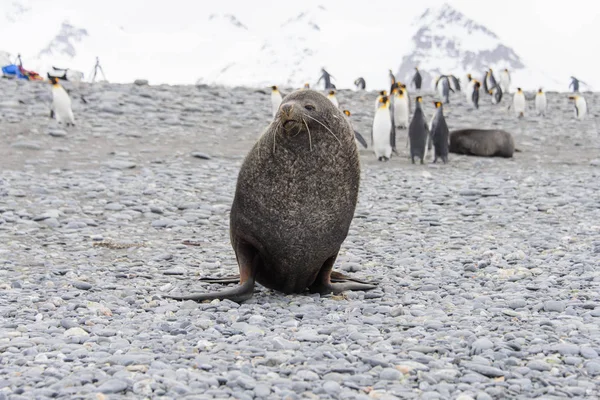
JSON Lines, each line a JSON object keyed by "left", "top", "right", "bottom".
{"left": 327, "top": 90, "right": 339, "bottom": 108}
{"left": 568, "top": 95, "right": 587, "bottom": 120}
{"left": 487, "top": 68, "right": 497, "bottom": 90}
{"left": 389, "top": 69, "right": 396, "bottom": 94}
{"left": 393, "top": 87, "right": 410, "bottom": 129}
{"left": 354, "top": 77, "right": 366, "bottom": 90}
{"left": 303, "top": 83, "right": 310, "bottom": 89}
{"left": 436, "top": 76, "right": 453, "bottom": 104}
{"left": 482, "top": 71, "right": 489, "bottom": 94}
{"left": 408, "top": 96, "right": 429, "bottom": 164}
{"left": 470, "top": 81, "right": 481, "bottom": 109}
{"left": 271, "top": 86, "right": 282, "bottom": 118}
{"left": 50, "top": 77, "right": 75, "bottom": 126}
{"left": 343, "top": 110, "right": 368, "bottom": 149}
{"left": 449, "top": 75, "right": 461, "bottom": 92}
{"left": 465, "top": 74, "right": 474, "bottom": 102}
{"left": 371, "top": 95, "right": 393, "bottom": 161}
{"left": 412, "top": 67, "right": 422, "bottom": 90}
{"left": 430, "top": 101, "right": 449, "bottom": 164}
{"left": 535, "top": 88, "right": 547, "bottom": 116}
{"left": 489, "top": 84, "right": 503, "bottom": 104}
{"left": 500, "top": 69, "right": 511, "bottom": 93}
{"left": 513, "top": 88, "right": 526, "bottom": 118}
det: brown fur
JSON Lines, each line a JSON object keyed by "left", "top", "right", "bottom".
{"left": 449, "top": 129, "right": 515, "bottom": 158}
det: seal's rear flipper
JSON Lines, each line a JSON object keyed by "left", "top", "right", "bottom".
{"left": 310, "top": 255, "right": 377, "bottom": 294}
{"left": 165, "top": 276, "right": 255, "bottom": 303}
{"left": 199, "top": 275, "right": 240, "bottom": 284}
{"left": 330, "top": 270, "right": 374, "bottom": 285}
{"left": 166, "top": 251, "right": 259, "bottom": 303}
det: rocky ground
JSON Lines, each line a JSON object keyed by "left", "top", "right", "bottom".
{"left": 1, "top": 78, "right": 599, "bottom": 399}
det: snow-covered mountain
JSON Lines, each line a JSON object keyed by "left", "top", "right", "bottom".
{"left": 0, "top": 1, "right": 567, "bottom": 90}
{"left": 396, "top": 3, "right": 561, "bottom": 91}
{"left": 204, "top": 6, "right": 329, "bottom": 88}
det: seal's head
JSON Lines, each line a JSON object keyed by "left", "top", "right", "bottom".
{"left": 274, "top": 89, "right": 351, "bottom": 144}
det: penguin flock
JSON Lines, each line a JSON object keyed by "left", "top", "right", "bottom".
{"left": 269, "top": 67, "right": 592, "bottom": 164}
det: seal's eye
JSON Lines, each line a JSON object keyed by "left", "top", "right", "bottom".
{"left": 304, "top": 104, "right": 315, "bottom": 111}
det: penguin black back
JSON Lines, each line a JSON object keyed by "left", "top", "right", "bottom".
{"left": 408, "top": 96, "right": 428, "bottom": 164}
{"left": 430, "top": 101, "right": 449, "bottom": 164}
{"left": 412, "top": 67, "right": 422, "bottom": 90}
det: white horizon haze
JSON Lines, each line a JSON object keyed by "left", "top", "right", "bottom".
{"left": 1, "top": 0, "right": 598, "bottom": 91}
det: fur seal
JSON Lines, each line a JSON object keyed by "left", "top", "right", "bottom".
{"left": 449, "top": 129, "right": 515, "bottom": 158}
{"left": 167, "top": 90, "right": 376, "bottom": 303}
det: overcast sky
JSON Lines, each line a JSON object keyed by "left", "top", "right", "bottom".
{"left": 2, "top": 0, "right": 599, "bottom": 87}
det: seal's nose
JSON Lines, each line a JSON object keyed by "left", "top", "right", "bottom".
{"left": 281, "top": 103, "right": 293, "bottom": 115}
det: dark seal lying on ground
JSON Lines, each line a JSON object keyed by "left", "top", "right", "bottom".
{"left": 449, "top": 128, "right": 515, "bottom": 158}
{"left": 167, "top": 89, "right": 376, "bottom": 303}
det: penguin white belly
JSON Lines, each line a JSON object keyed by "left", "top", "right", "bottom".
{"left": 393, "top": 96, "right": 409, "bottom": 128}
{"left": 374, "top": 96, "right": 383, "bottom": 110}
{"left": 465, "top": 81, "right": 474, "bottom": 103}
{"left": 500, "top": 74, "right": 510, "bottom": 93}
{"left": 52, "top": 87, "right": 74, "bottom": 124}
{"left": 430, "top": 77, "right": 438, "bottom": 91}
{"left": 513, "top": 93, "right": 525, "bottom": 117}
{"left": 535, "top": 94, "right": 547, "bottom": 115}
{"left": 271, "top": 92, "right": 282, "bottom": 118}
{"left": 437, "top": 83, "right": 445, "bottom": 100}
{"left": 372, "top": 109, "right": 392, "bottom": 159}
{"left": 328, "top": 96, "right": 339, "bottom": 108}
{"left": 576, "top": 97, "right": 587, "bottom": 120}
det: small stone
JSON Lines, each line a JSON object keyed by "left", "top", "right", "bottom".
{"left": 11, "top": 141, "right": 42, "bottom": 150}
{"left": 134, "top": 79, "right": 149, "bottom": 86}
{"left": 580, "top": 347, "right": 599, "bottom": 359}
{"left": 73, "top": 281, "right": 92, "bottom": 291}
{"left": 543, "top": 301, "right": 566, "bottom": 312}
{"left": 64, "top": 327, "right": 89, "bottom": 337}
{"left": 584, "top": 361, "right": 600, "bottom": 376}
{"left": 471, "top": 338, "right": 494, "bottom": 355}
{"left": 380, "top": 368, "right": 402, "bottom": 380}
{"left": 323, "top": 381, "right": 341, "bottom": 395}
{"left": 527, "top": 360, "right": 551, "bottom": 371}
{"left": 97, "top": 379, "right": 128, "bottom": 394}
{"left": 254, "top": 384, "right": 271, "bottom": 397}
{"left": 191, "top": 152, "right": 211, "bottom": 160}
{"left": 48, "top": 129, "right": 67, "bottom": 137}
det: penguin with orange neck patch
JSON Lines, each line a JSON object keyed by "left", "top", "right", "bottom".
{"left": 271, "top": 86, "right": 282, "bottom": 118}
{"left": 327, "top": 90, "right": 339, "bottom": 108}
{"left": 49, "top": 76, "right": 75, "bottom": 126}
{"left": 371, "top": 96, "right": 394, "bottom": 161}
{"left": 343, "top": 110, "right": 368, "bottom": 149}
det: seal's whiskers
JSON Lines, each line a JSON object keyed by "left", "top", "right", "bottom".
{"left": 303, "top": 113, "right": 341, "bottom": 145}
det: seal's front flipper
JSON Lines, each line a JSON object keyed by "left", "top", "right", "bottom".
{"left": 199, "top": 275, "right": 240, "bottom": 284}
{"left": 310, "top": 255, "right": 377, "bottom": 294}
